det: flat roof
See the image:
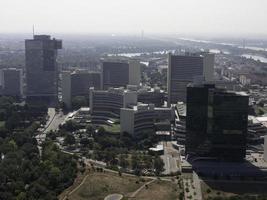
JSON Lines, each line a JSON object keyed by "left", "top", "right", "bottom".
{"left": 149, "top": 144, "right": 163, "bottom": 152}
{"left": 156, "top": 131, "right": 171, "bottom": 136}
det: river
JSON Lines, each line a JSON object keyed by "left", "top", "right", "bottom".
{"left": 242, "top": 54, "right": 267, "bottom": 63}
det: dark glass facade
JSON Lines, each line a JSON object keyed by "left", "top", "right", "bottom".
{"left": 25, "top": 35, "right": 62, "bottom": 104}
{"left": 71, "top": 72, "right": 101, "bottom": 96}
{"left": 186, "top": 84, "right": 248, "bottom": 161}
{"left": 102, "top": 62, "right": 129, "bottom": 89}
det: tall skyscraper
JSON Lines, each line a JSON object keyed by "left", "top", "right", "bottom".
{"left": 102, "top": 60, "right": 140, "bottom": 89}
{"left": 186, "top": 83, "right": 248, "bottom": 161}
{"left": 25, "top": 35, "right": 62, "bottom": 104}
{"left": 1, "top": 68, "right": 23, "bottom": 97}
{"left": 167, "top": 52, "right": 214, "bottom": 105}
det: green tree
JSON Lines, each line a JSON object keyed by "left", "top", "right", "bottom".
{"left": 119, "top": 154, "right": 129, "bottom": 169}
{"left": 64, "top": 134, "right": 76, "bottom": 145}
{"left": 154, "top": 157, "right": 164, "bottom": 175}
{"left": 71, "top": 96, "right": 87, "bottom": 110}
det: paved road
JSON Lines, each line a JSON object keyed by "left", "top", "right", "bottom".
{"left": 44, "top": 109, "right": 66, "bottom": 133}
{"left": 183, "top": 172, "right": 203, "bottom": 200}
{"left": 36, "top": 108, "right": 67, "bottom": 155}
{"left": 160, "top": 141, "right": 180, "bottom": 175}
{"left": 62, "top": 174, "right": 90, "bottom": 200}
{"left": 129, "top": 179, "right": 156, "bottom": 198}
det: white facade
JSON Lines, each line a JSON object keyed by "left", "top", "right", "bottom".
{"left": 120, "top": 104, "right": 155, "bottom": 135}
{"left": 123, "top": 90, "right": 138, "bottom": 107}
{"left": 89, "top": 87, "right": 137, "bottom": 125}
{"left": 120, "top": 108, "right": 135, "bottom": 134}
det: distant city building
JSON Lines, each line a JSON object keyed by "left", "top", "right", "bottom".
{"left": 25, "top": 35, "right": 62, "bottom": 104}
{"left": 1, "top": 68, "right": 23, "bottom": 97}
{"left": 137, "top": 87, "right": 165, "bottom": 107}
{"left": 89, "top": 87, "right": 137, "bottom": 125}
{"left": 62, "top": 70, "right": 101, "bottom": 108}
{"left": 214, "top": 80, "right": 240, "bottom": 91}
{"left": 239, "top": 74, "right": 251, "bottom": 86}
{"left": 167, "top": 52, "right": 214, "bottom": 105}
{"left": 247, "top": 116, "right": 267, "bottom": 145}
{"left": 102, "top": 60, "right": 140, "bottom": 89}
{"left": 186, "top": 83, "right": 249, "bottom": 161}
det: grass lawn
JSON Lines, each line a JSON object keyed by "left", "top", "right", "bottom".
{"left": 102, "top": 124, "right": 120, "bottom": 134}
{"left": 134, "top": 180, "right": 180, "bottom": 200}
{"left": 68, "top": 172, "right": 145, "bottom": 200}
{"left": 254, "top": 105, "right": 267, "bottom": 115}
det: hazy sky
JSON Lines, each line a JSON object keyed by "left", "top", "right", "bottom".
{"left": 1, "top": 0, "right": 267, "bottom": 37}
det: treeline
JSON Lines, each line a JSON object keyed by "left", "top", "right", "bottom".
{"left": 0, "top": 97, "right": 77, "bottom": 200}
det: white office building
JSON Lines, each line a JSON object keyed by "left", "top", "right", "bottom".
{"left": 89, "top": 87, "right": 137, "bottom": 125}
{"left": 120, "top": 104, "right": 156, "bottom": 136}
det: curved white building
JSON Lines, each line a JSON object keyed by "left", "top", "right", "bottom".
{"left": 89, "top": 87, "right": 137, "bottom": 125}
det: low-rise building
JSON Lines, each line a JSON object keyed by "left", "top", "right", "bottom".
{"left": 137, "top": 87, "right": 165, "bottom": 107}
{"left": 149, "top": 144, "right": 164, "bottom": 155}
{"left": 120, "top": 104, "right": 156, "bottom": 136}
{"left": 120, "top": 103, "right": 173, "bottom": 136}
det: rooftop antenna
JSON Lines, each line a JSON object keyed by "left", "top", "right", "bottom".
{"left": 32, "top": 25, "right": 35, "bottom": 37}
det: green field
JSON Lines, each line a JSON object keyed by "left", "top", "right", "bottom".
{"left": 102, "top": 124, "right": 121, "bottom": 133}
{"left": 68, "top": 172, "right": 144, "bottom": 200}
{"left": 135, "top": 180, "right": 180, "bottom": 200}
